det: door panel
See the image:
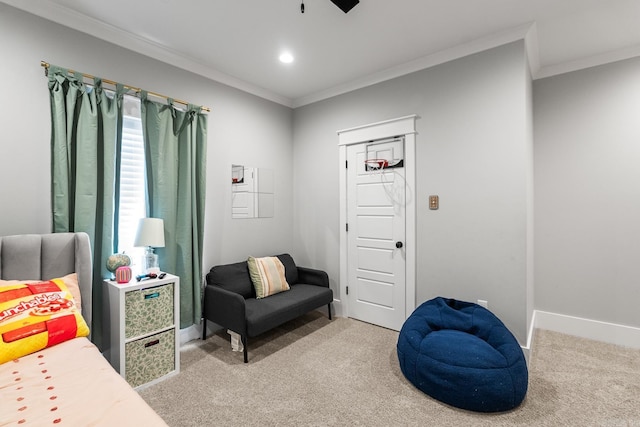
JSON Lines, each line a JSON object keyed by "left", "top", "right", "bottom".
{"left": 358, "top": 216, "right": 394, "bottom": 240}
{"left": 357, "top": 247, "right": 394, "bottom": 273}
{"left": 357, "top": 178, "right": 395, "bottom": 206}
{"left": 347, "top": 139, "right": 406, "bottom": 331}
{"left": 356, "top": 278, "right": 394, "bottom": 308}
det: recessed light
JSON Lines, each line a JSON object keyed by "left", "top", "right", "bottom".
{"left": 279, "top": 52, "right": 294, "bottom": 64}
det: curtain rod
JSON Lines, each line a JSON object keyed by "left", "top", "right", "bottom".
{"left": 41, "top": 61, "right": 210, "bottom": 113}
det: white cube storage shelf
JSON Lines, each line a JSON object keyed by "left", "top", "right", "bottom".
{"left": 104, "top": 274, "right": 180, "bottom": 389}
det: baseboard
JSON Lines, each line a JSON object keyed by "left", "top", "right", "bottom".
{"left": 332, "top": 298, "right": 344, "bottom": 318}
{"left": 520, "top": 310, "right": 537, "bottom": 365}
{"left": 533, "top": 310, "right": 640, "bottom": 349}
{"left": 183, "top": 307, "right": 640, "bottom": 353}
{"left": 338, "top": 298, "right": 534, "bottom": 363}
{"left": 180, "top": 323, "right": 202, "bottom": 345}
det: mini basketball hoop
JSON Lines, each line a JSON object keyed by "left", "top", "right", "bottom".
{"left": 364, "top": 158, "right": 404, "bottom": 172}
{"left": 364, "top": 158, "right": 389, "bottom": 171}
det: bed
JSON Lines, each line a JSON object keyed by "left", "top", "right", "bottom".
{"left": 0, "top": 232, "right": 167, "bottom": 426}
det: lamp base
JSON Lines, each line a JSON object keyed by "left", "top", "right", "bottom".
{"left": 143, "top": 247, "right": 160, "bottom": 275}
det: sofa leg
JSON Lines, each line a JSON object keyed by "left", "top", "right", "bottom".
{"left": 327, "top": 303, "right": 332, "bottom": 320}
{"left": 201, "top": 297, "right": 207, "bottom": 340}
{"left": 242, "top": 335, "right": 248, "bottom": 363}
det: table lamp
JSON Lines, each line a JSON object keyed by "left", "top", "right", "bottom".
{"left": 134, "top": 217, "right": 165, "bottom": 274}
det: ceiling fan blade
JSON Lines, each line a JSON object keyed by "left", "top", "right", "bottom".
{"left": 330, "top": 0, "right": 359, "bottom": 13}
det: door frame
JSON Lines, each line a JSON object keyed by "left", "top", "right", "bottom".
{"left": 337, "top": 115, "right": 418, "bottom": 322}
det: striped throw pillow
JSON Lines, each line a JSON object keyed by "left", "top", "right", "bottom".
{"left": 247, "top": 256, "right": 290, "bottom": 299}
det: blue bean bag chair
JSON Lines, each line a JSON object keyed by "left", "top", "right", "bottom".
{"left": 397, "top": 297, "right": 528, "bottom": 412}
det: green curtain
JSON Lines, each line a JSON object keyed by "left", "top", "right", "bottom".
{"left": 48, "top": 66, "right": 124, "bottom": 350}
{"left": 140, "top": 93, "right": 207, "bottom": 328}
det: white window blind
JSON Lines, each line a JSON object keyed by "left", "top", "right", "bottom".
{"left": 117, "top": 95, "right": 145, "bottom": 265}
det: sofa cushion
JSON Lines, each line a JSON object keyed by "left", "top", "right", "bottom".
{"left": 248, "top": 256, "right": 290, "bottom": 299}
{"left": 245, "top": 284, "right": 333, "bottom": 337}
{"left": 206, "top": 261, "right": 255, "bottom": 299}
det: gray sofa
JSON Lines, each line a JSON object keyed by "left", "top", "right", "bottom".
{"left": 202, "top": 254, "right": 333, "bottom": 362}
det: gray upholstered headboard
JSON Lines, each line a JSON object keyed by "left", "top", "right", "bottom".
{"left": 0, "top": 233, "right": 93, "bottom": 328}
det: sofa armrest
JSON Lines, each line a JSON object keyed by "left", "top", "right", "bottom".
{"left": 297, "top": 267, "right": 329, "bottom": 288}
{"left": 203, "top": 284, "right": 247, "bottom": 335}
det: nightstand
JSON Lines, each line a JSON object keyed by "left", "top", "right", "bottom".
{"left": 104, "top": 273, "right": 180, "bottom": 389}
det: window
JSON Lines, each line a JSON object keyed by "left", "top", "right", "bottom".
{"left": 117, "top": 95, "right": 145, "bottom": 267}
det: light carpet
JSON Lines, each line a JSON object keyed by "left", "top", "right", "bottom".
{"left": 140, "top": 311, "right": 640, "bottom": 426}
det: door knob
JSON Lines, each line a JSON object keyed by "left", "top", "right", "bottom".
{"left": 396, "top": 241, "right": 403, "bottom": 249}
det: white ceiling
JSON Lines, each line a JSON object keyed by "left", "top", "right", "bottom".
{"left": 4, "top": 0, "right": 640, "bottom": 107}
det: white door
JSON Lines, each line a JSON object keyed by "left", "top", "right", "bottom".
{"left": 346, "top": 139, "right": 406, "bottom": 331}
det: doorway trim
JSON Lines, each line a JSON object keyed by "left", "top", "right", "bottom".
{"left": 336, "top": 115, "right": 418, "bottom": 323}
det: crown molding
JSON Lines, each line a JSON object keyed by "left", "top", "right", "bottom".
{"left": 1, "top": 0, "right": 294, "bottom": 107}
{"left": 5, "top": 1, "right": 638, "bottom": 108}
{"left": 293, "top": 23, "right": 537, "bottom": 107}
{"left": 534, "top": 44, "right": 640, "bottom": 80}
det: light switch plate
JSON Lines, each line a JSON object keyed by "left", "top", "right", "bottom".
{"left": 429, "top": 195, "right": 439, "bottom": 210}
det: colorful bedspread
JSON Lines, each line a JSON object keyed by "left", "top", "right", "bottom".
{"left": 0, "top": 337, "right": 167, "bottom": 426}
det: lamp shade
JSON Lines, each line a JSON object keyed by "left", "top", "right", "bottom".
{"left": 134, "top": 218, "right": 165, "bottom": 248}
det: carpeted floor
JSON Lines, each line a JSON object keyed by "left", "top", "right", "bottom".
{"left": 139, "top": 312, "right": 640, "bottom": 426}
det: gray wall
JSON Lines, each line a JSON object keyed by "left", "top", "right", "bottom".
{"left": 534, "top": 57, "right": 640, "bottom": 328}
{"left": 293, "top": 41, "right": 533, "bottom": 343}
{"left": 6, "top": 2, "right": 636, "bottom": 341}
{"left": 0, "top": 3, "right": 294, "bottom": 271}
